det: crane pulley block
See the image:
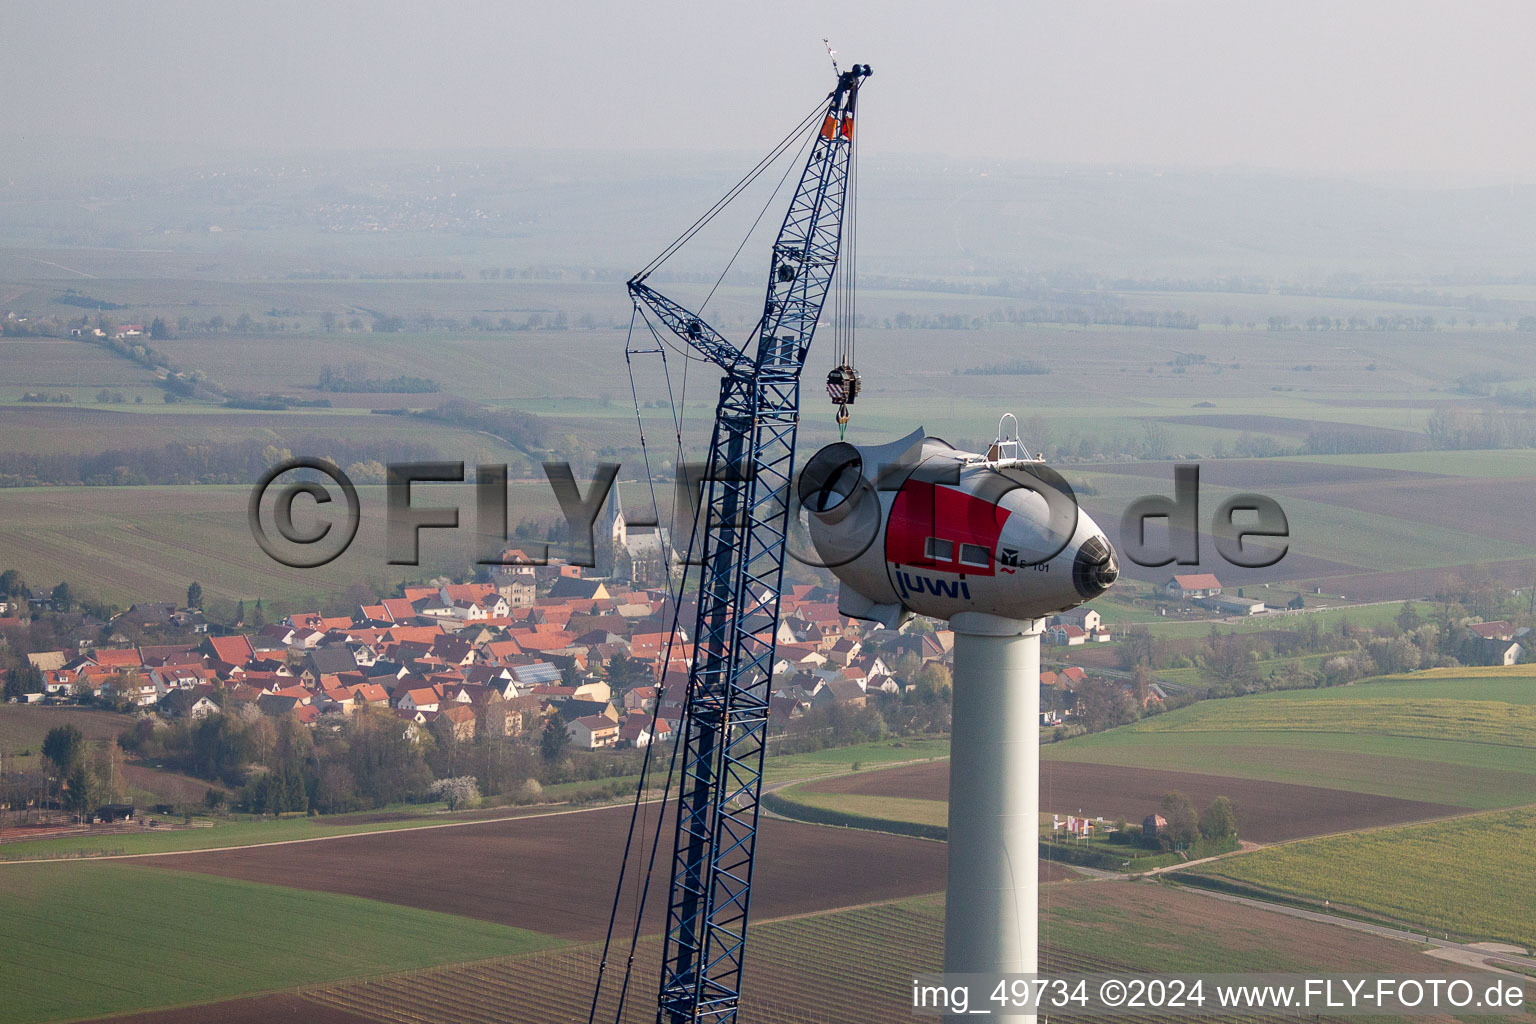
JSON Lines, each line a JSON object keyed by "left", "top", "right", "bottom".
{"left": 826, "top": 364, "right": 861, "bottom": 406}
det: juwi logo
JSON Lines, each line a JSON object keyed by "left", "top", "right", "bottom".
{"left": 894, "top": 570, "right": 971, "bottom": 601}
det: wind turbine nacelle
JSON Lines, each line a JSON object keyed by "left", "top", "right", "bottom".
{"left": 799, "top": 429, "right": 1117, "bottom": 629}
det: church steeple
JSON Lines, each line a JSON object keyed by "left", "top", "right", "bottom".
{"left": 605, "top": 481, "right": 626, "bottom": 546}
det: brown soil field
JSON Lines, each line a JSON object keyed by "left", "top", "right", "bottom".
{"left": 1038, "top": 859, "right": 1075, "bottom": 882}
{"left": 139, "top": 804, "right": 948, "bottom": 941}
{"left": 803, "top": 761, "right": 1466, "bottom": 843}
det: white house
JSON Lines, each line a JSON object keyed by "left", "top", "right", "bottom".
{"left": 1047, "top": 624, "right": 1087, "bottom": 646}
{"left": 566, "top": 714, "right": 619, "bottom": 749}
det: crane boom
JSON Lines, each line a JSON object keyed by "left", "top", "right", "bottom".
{"left": 628, "top": 62, "right": 870, "bottom": 1024}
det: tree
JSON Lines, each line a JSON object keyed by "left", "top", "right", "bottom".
{"left": 540, "top": 716, "right": 570, "bottom": 764}
{"left": 149, "top": 317, "right": 170, "bottom": 340}
{"left": 1118, "top": 627, "right": 1158, "bottom": 670}
{"left": 235, "top": 599, "right": 245, "bottom": 625}
{"left": 251, "top": 598, "right": 266, "bottom": 627}
{"left": 0, "top": 569, "right": 20, "bottom": 597}
{"left": 1131, "top": 663, "right": 1153, "bottom": 707}
{"left": 1072, "top": 678, "right": 1140, "bottom": 733}
{"left": 186, "top": 582, "right": 203, "bottom": 609}
{"left": 64, "top": 762, "right": 97, "bottom": 819}
{"left": 1395, "top": 601, "right": 1422, "bottom": 633}
{"left": 914, "top": 661, "right": 952, "bottom": 698}
{"left": 42, "top": 724, "right": 86, "bottom": 777}
{"left": 1160, "top": 791, "right": 1199, "bottom": 847}
{"left": 1198, "top": 795, "right": 1239, "bottom": 840}
{"left": 92, "top": 740, "right": 128, "bottom": 803}
{"left": 430, "top": 776, "right": 481, "bottom": 811}
{"left": 6, "top": 661, "right": 40, "bottom": 701}
{"left": 50, "top": 582, "right": 73, "bottom": 612}
{"left": 1200, "top": 629, "right": 1258, "bottom": 689}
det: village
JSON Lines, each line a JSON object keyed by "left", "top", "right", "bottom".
{"left": 0, "top": 492, "right": 1156, "bottom": 822}
{"left": 3, "top": 558, "right": 1129, "bottom": 755}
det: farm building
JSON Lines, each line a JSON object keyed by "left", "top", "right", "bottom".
{"left": 1164, "top": 574, "right": 1222, "bottom": 600}
{"left": 1208, "top": 595, "right": 1265, "bottom": 615}
{"left": 1468, "top": 620, "right": 1515, "bottom": 642}
{"left": 1142, "top": 813, "right": 1167, "bottom": 836}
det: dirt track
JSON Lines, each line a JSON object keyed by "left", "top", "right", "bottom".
{"left": 803, "top": 761, "right": 1466, "bottom": 843}
{"left": 139, "top": 803, "right": 949, "bottom": 941}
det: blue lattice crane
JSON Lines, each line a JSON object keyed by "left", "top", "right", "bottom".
{"left": 624, "top": 61, "right": 871, "bottom": 1024}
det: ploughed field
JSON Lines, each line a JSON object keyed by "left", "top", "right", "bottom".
{"left": 798, "top": 760, "right": 1466, "bottom": 844}
{"left": 138, "top": 802, "right": 949, "bottom": 940}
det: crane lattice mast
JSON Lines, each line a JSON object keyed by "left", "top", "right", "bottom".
{"left": 627, "top": 62, "right": 870, "bottom": 1024}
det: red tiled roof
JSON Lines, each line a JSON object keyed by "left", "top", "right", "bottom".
{"left": 207, "top": 635, "right": 255, "bottom": 666}
{"left": 93, "top": 648, "right": 144, "bottom": 668}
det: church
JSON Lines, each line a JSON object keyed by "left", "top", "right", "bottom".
{"left": 598, "top": 482, "right": 675, "bottom": 586}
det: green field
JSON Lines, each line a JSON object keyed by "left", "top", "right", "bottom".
{"left": 1280, "top": 449, "right": 1536, "bottom": 479}
{"left": 779, "top": 790, "right": 950, "bottom": 829}
{"left": 761, "top": 736, "right": 951, "bottom": 781}
{"left": 0, "top": 479, "right": 562, "bottom": 607}
{"left": 1043, "top": 668, "right": 1536, "bottom": 808}
{"left": 1185, "top": 807, "right": 1536, "bottom": 951}
{"left": 0, "top": 861, "right": 561, "bottom": 1024}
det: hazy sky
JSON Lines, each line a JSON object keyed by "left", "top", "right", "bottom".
{"left": 7, "top": 1, "right": 1536, "bottom": 185}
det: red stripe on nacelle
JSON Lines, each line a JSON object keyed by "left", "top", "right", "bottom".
{"left": 885, "top": 479, "right": 1005, "bottom": 576}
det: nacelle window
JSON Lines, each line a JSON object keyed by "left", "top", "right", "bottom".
{"left": 959, "top": 543, "right": 991, "bottom": 568}
{"left": 924, "top": 537, "right": 954, "bottom": 562}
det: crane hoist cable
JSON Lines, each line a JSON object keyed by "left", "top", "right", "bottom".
{"left": 826, "top": 107, "right": 861, "bottom": 438}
